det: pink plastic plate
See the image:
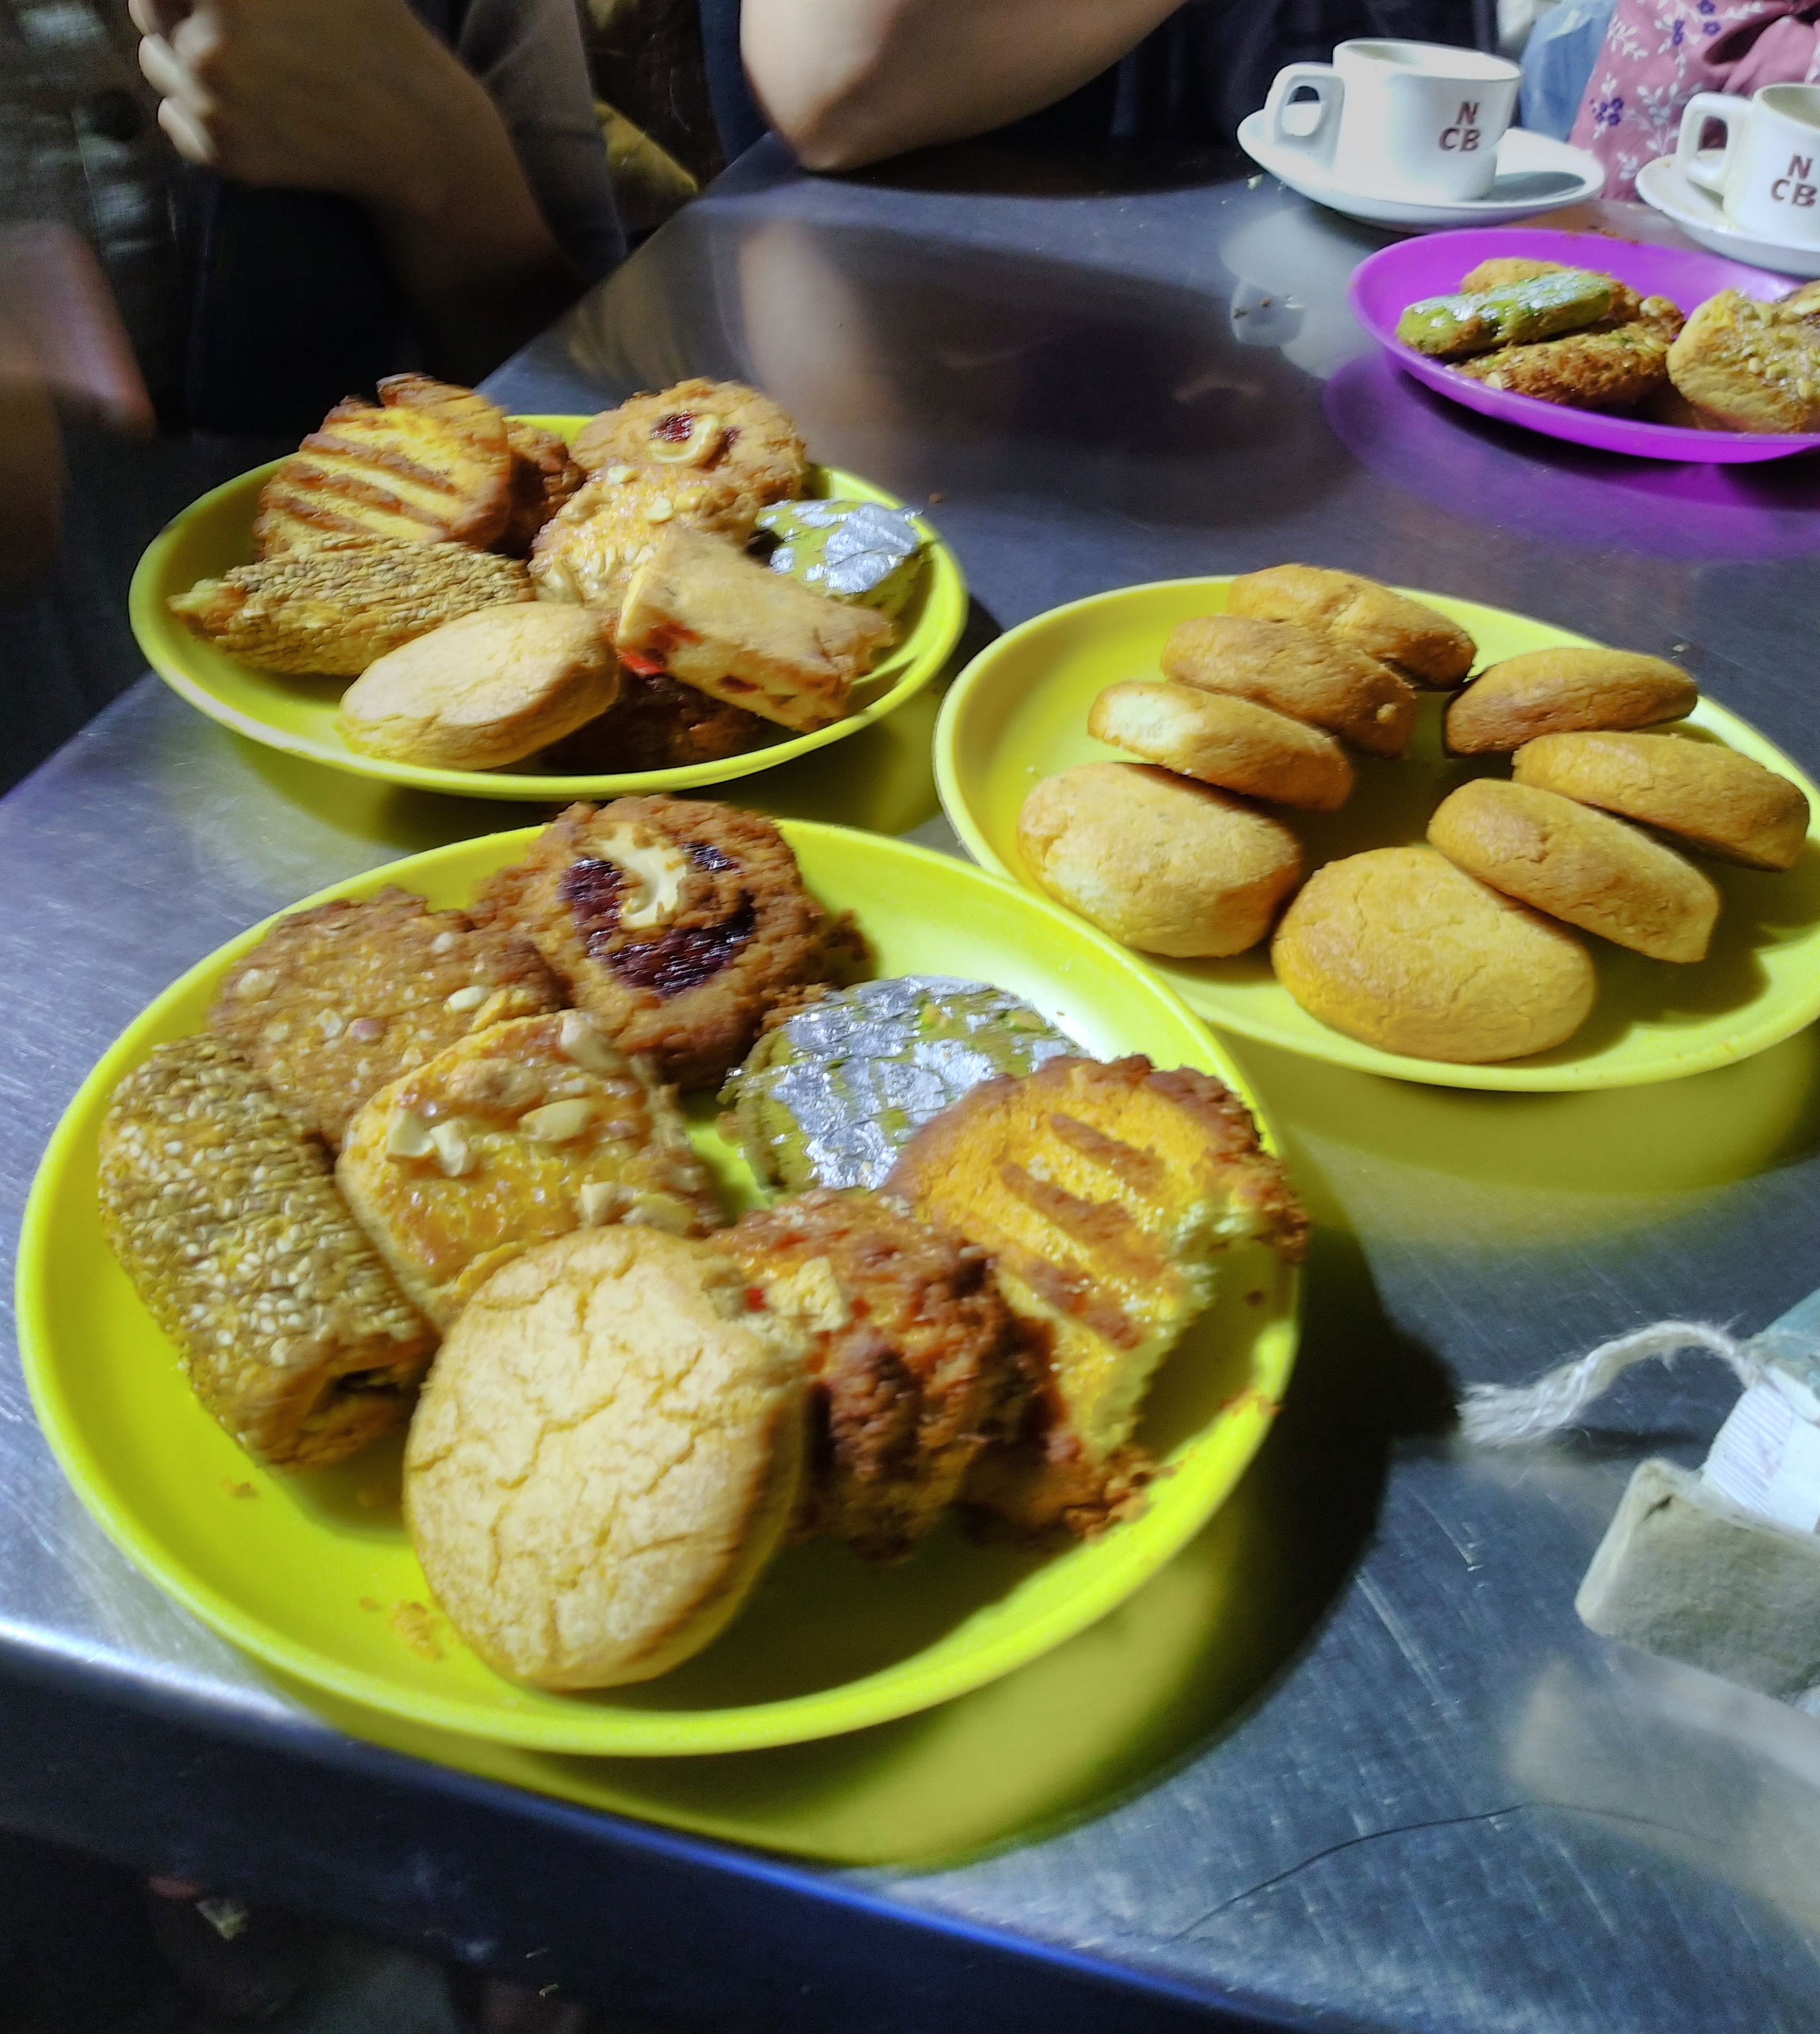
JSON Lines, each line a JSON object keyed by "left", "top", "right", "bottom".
{"left": 1350, "top": 227, "right": 1820, "bottom": 464}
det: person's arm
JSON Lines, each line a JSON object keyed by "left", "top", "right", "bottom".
{"left": 742, "top": 0, "right": 1182, "bottom": 172}
{"left": 133, "top": 0, "right": 583, "bottom": 382}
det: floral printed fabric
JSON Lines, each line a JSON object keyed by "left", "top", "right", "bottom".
{"left": 1569, "top": 0, "right": 1820, "bottom": 196}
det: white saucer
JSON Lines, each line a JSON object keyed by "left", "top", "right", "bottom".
{"left": 1236, "top": 114, "right": 1605, "bottom": 229}
{"left": 1636, "top": 154, "right": 1820, "bottom": 279}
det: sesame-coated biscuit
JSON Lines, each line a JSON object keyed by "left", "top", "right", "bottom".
{"left": 1513, "top": 730, "right": 1810, "bottom": 871}
{"left": 1446, "top": 647, "right": 1698, "bottom": 755}
{"left": 1018, "top": 763, "right": 1301, "bottom": 958}
{"left": 1161, "top": 614, "right": 1418, "bottom": 757}
{"left": 99, "top": 1036, "right": 434, "bottom": 1469}
{"left": 1271, "top": 846, "right": 1596, "bottom": 1062}
{"left": 1225, "top": 564, "right": 1476, "bottom": 687}
{"left": 1428, "top": 778, "right": 1720, "bottom": 963}
{"left": 404, "top": 1226, "right": 808, "bottom": 1689}
{"left": 1088, "top": 681, "right": 1354, "bottom": 811}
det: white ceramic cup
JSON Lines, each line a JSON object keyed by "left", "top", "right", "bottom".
{"left": 1262, "top": 39, "right": 1521, "bottom": 203}
{"left": 1676, "top": 84, "right": 1820, "bottom": 247}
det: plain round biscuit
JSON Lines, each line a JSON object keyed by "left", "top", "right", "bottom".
{"left": 1017, "top": 762, "right": 1301, "bottom": 958}
{"left": 1445, "top": 648, "right": 1697, "bottom": 755}
{"left": 1513, "top": 730, "right": 1810, "bottom": 871}
{"left": 405, "top": 1227, "right": 807, "bottom": 1690}
{"left": 338, "top": 605, "right": 619, "bottom": 769}
{"left": 1225, "top": 564, "right": 1476, "bottom": 686}
{"left": 1428, "top": 778, "right": 1720, "bottom": 963}
{"left": 1088, "top": 682, "right": 1354, "bottom": 811}
{"left": 1160, "top": 614, "right": 1418, "bottom": 757}
{"left": 1271, "top": 846, "right": 1596, "bottom": 1062}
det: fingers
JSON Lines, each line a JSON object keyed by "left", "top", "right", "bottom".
{"left": 0, "top": 227, "right": 154, "bottom": 434}
{"left": 156, "top": 91, "right": 218, "bottom": 170}
{"left": 128, "top": 0, "right": 191, "bottom": 37}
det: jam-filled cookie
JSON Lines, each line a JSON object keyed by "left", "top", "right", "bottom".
{"left": 570, "top": 378, "right": 806, "bottom": 533}
{"left": 472, "top": 797, "right": 860, "bottom": 1089}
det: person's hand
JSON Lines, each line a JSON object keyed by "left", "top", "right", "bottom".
{"left": 0, "top": 226, "right": 152, "bottom": 588}
{"left": 130, "top": 0, "right": 466, "bottom": 214}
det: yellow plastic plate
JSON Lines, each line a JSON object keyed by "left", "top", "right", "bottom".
{"left": 129, "top": 422, "right": 969, "bottom": 802}
{"left": 18, "top": 823, "right": 1297, "bottom": 1756}
{"left": 937, "top": 578, "right": 1820, "bottom": 1093}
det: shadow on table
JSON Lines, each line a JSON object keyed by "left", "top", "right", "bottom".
{"left": 273, "top": 1207, "right": 1440, "bottom": 1870}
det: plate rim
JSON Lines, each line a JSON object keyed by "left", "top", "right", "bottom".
{"left": 1635, "top": 155, "right": 1820, "bottom": 279}
{"left": 1348, "top": 228, "right": 1820, "bottom": 461}
{"left": 1235, "top": 112, "right": 1604, "bottom": 224}
{"left": 933, "top": 574, "right": 1820, "bottom": 1093}
{"left": 16, "top": 818, "right": 1299, "bottom": 1755}
{"left": 129, "top": 439, "right": 970, "bottom": 801}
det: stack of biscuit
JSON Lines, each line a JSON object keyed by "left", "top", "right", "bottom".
{"left": 169, "top": 376, "right": 912, "bottom": 775}
{"left": 1017, "top": 564, "right": 1475, "bottom": 960}
{"left": 1275, "top": 646, "right": 1810, "bottom": 1062}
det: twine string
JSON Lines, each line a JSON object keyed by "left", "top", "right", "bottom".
{"left": 1459, "top": 1321, "right": 1767, "bottom": 1447}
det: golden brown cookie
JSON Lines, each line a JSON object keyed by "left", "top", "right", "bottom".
{"left": 471, "top": 798, "right": 855, "bottom": 1090}
{"left": 338, "top": 605, "right": 620, "bottom": 770}
{"left": 1161, "top": 614, "right": 1417, "bottom": 757}
{"left": 1428, "top": 778, "right": 1720, "bottom": 963}
{"left": 499, "top": 418, "right": 586, "bottom": 556}
{"left": 1225, "top": 564, "right": 1476, "bottom": 686}
{"left": 571, "top": 378, "right": 807, "bottom": 531}
{"left": 1513, "top": 730, "right": 1810, "bottom": 871}
{"left": 404, "top": 1226, "right": 808, "bottom": 1689}
{"left": 1017, "top": 762, "right": 1302, "bottom": 958}
{"left": 1445, "top": 647, "right": 1697, "bottom": 754}
{"left": 208, "top": 887, "right": 563, "bottom": 1148}
{"left": 1271, "top": 846, "right": 1596, "bottom": 1062}
{"left": 1667, "top": 289, "right": 1820, "bottom": 434}
{"left": 1088, "top": 681, "right": 1353, "bottom": 811}
{"left": 715, "top": 1189, "right": 1030, "bottom": 1561}
{"left": 336, "top": 1011, "right": 721, "bottom": 1329}
{"left": 529, "top": 463, "right": 753, "bottom": 609}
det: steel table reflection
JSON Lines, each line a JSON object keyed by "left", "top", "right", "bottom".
{"left": 5, "top": 137, "right": 1820, "bottom": 2033}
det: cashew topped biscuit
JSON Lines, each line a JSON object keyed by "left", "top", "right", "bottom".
{"left": 405, "top": 1227, "right": 808, "bottom": 1689}
{"left": 337, "top": 1012, "right": 720, "bottom": 1329}
{"left": 571, "top": 377, "right": 807, "bottom": 533}
{"left": 473, "top": 797, "right": 860, "bottom": 1089}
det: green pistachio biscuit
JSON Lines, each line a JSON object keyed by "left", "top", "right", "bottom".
{"left": 1396, "top": 270, "right": 1614, "bottom": 360}
{"left": 756, "top": 499, "right": 927, "bottom": 616}
{"left": 723, "top": 976, "right": 1074, "bottom": 1193}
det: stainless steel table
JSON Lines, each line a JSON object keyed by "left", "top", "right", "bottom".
{"left": 7, "top": 136, "right": 1820, "bottom": 2033}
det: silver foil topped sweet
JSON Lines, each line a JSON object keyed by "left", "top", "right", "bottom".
{"left": 759, "top": 499, "right": 925, "bottom": 603}
{"left": 727, "top": 976, "right": 1075, "bottom": 1192}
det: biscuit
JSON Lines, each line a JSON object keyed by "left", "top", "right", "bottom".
{"left": 169, "top": 541, "right": 532, "bottom": 679}
{"left": 337, "top": 1011, "right": 721, "bottom": 1330}
{"left": 1088, "top": 681, "right": 1353, "bottom": 811}
{"left": 472, "top": 798, "right": 855, "bottom": 1090}
{"left": 100, "top": 1037, "right": 434, "bottom": 1469}
{"left": 1667, "top": 289, "right": 1820, "bottom": 435}
{"left": 886, "top": 1055, "right": 1307, "bottom": 1469}
{"left": 500, "top": 418, "right": 587, "bottom": 556}
{"left": 616, "top": 526, "right": 890, "bottom": 733}
{"left": 1429, "top": 778, "right": 1720, "bottom": 963}
{"left": 1446, "top": 647, "right": 1697, "bottom": 755}
{"left": 531, "top": 669, "right": 769, "bottom": 774}
{"left": 716, "top": 1189, "right": 1030, "bottom": 1560}
{"left": 1271, "top": 846, "right": 1596, "bottom": 1062}
{"left": 1017, "top": 763, "right": 1301, "bottom": 958}
{"left": 1225, "top": 564, "right": 1476, "bottom": 686}
{"left": 209, "top": 886, "right": 563, "bottom": 1148}
{"left": 1513, "top": 730, "right": 1810, "bottom": 871}
{"left": 571, "top": 378, "right": 807, "bottom": 531}
{"left": 338, "top": 605, "right": 620, "bottom": 771}
{"left": 1161, "top": 614, "right": 1417, "bottom": 757}
{"left": 529, "top": 463, "right": 753, "bottom": 610}
{"left": 405, "top": 1227, "right": 807, "bottom": 1689}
